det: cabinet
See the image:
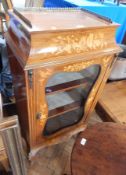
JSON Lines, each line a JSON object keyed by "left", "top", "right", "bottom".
{"left": 5, "top": 8, "right": 121, "bottom": 158}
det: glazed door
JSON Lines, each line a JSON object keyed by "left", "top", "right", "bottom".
{"left": 35, "top": 56, "right": 112, "bottom": 143}
{"left": 44, "top": 65, "right": 100, "bottom": 136}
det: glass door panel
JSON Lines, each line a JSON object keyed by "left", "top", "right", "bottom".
{"left": 43, "top": 64, "right": 100, "bottom": 136}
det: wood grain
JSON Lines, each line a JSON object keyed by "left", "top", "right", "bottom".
{"left": 96, "top": 80, "right": 126, "bottom": 124}
{"left": 0, "top": 93, "right": 8, "bottom": 171}
{"left": 71, "top": 122, "right": 126, "bottom": 175}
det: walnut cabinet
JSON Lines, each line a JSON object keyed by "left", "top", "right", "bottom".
{"left": 5, "top": 8, "right": 121, "bottom": 158}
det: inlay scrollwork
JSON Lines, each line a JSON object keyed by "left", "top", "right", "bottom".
{"left": 39, "top": 104, "right": 47, "bottom": 126}
{"left": 85, "top": 88, "right": 96, "bottom": 109}
{"left": 53, "top": 32, "right": 108, "bottom": 56}
{"left": 64, "top": 60, "right": 95, "bottom": 72}
{"left": 39, "top": 69, "right": 53, "bottom": 82}
{"left": 64, "top": 56, "right": 110, "bottom": 72}
{"left": 103, "top": 57, "right": 111, "bottom": 67}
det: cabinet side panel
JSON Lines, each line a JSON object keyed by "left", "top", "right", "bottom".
{"left": 7, "top": 45, "right": 30, "bottom": 147}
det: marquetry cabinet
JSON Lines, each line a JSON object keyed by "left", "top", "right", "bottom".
{"left": 5, "top": 8, "right": 121, "bottom": 158}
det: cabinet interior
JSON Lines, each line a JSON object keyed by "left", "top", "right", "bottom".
{"left": 44, "top": 64, "right": 100, "bottom": 136}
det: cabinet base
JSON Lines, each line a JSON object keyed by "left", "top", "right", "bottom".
{"left": 28, "top": 123, "right": 87, "bottom": 160}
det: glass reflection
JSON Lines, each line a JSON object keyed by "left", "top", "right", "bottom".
{"left": 43, "top": 64, "right": 100, "bottom": 136}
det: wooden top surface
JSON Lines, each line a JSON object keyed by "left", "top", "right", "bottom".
{"left": 6, "top": 8, "right": 120, "bottom": 69}
{"left": 71, "top": 122, "right": 126, "bottom": 175}
{"left": 98, "top": 80, "right": 126, "bottom": 124}
{"left": 10, "top": 8, "right": 117, "bottom": 33}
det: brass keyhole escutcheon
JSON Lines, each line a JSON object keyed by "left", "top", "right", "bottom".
{"left": 36, "top": 113, "right": 42, "bottom": 120}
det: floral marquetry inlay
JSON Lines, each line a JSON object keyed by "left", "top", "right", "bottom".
{"left": 39, "top": 104, "right": 48, "bottom": 126}
{"left": 53, "top": 32, "right": 108, "bottom": 55}
{"left": 103, "top": 56, "right": 111, "bottom": 67}
{"left": 85, "top": 88, "right": 96, "bottom": 109}
{"left": 39, "top": 69, "right": 53, "bottom": 82}
{"left": 64, "top": 56, "right": 111, "bottom": 72}
{"left": 64, "top": 60, "right": 95, "bottom": 72}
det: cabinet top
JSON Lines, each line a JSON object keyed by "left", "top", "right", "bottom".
{"left": 9, "top": 8, "right": 115, "bottom": 33}
{"left": 6, "top": 8, "right": 121, "bottom": 70}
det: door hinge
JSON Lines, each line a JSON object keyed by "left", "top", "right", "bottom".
{"left": 28, "top": 70, "right": 33, "bottom": 89}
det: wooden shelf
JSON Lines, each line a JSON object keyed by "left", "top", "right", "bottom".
{"left": 47, "top": 87, "right": 89, "bottom": 118}
{"left": 48, "top": 101, "right": 83, "bottom": 118}
{"left": 44, "top": 107, "right": 84, "bottom": 136}
{"left": 46, "top": 71, "right": 96, "bottom": 118}
{"left": 46, "top": 77, "right": 93, "bottom": 95}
